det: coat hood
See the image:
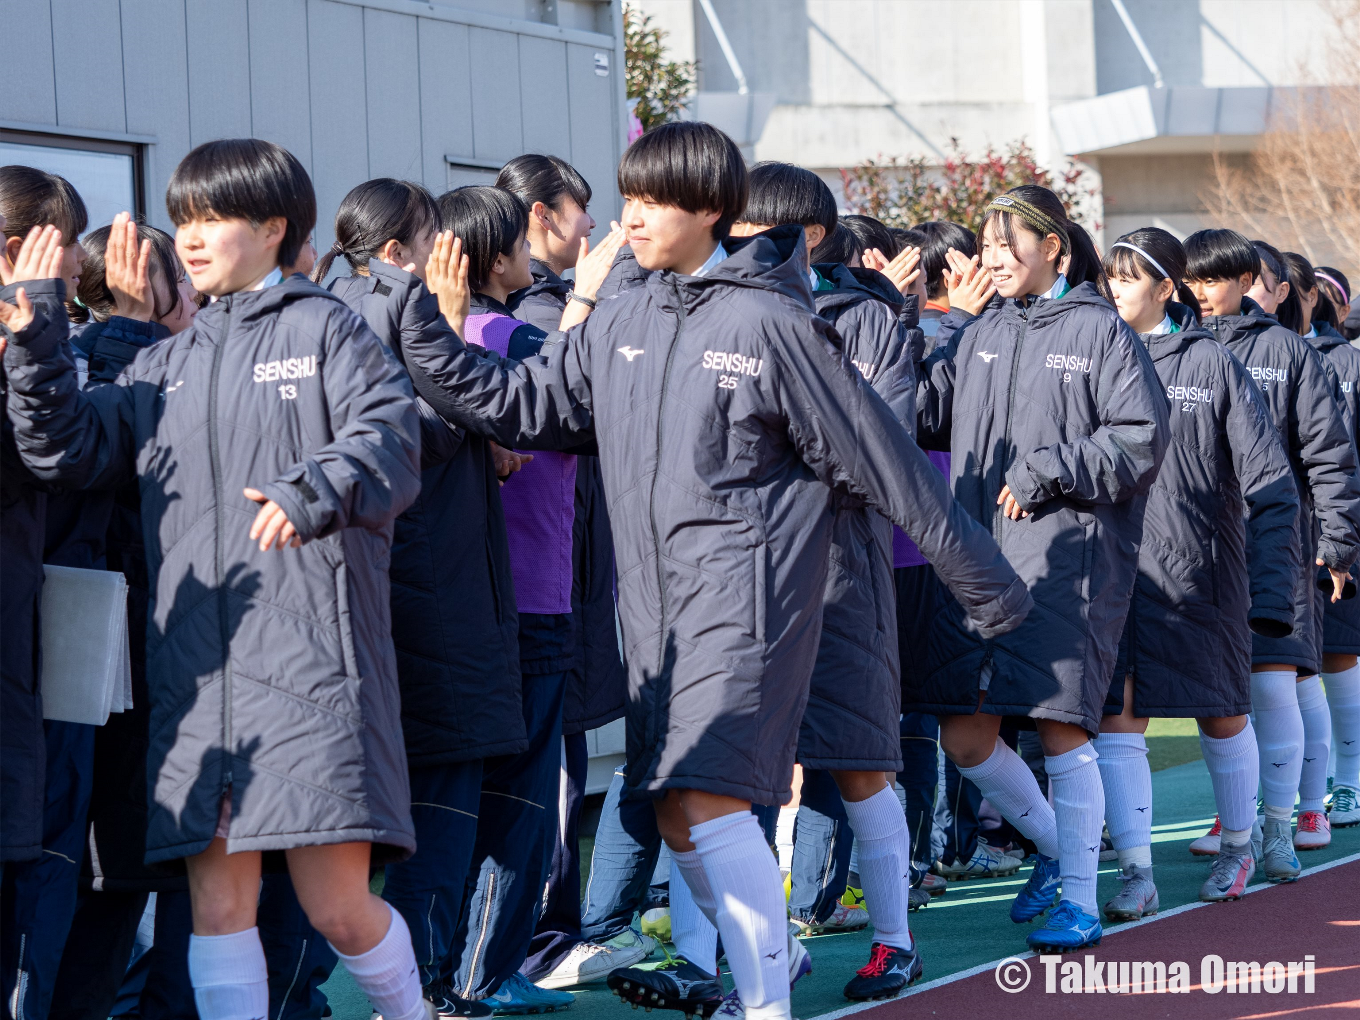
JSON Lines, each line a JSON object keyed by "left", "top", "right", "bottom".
{"left": 1308, "top": 319, "right": 1351, "bottom": 354}
{"left": 1202, "top": 295, "right": 1279, "bottom": 345}
{"left": 196, "top": 272, "right": 350, "bottom": 329}
{"left": 813, "top": 262, "right": 915, "bottom": 322}
{"left": 1001, "top": 279, "right": 1112, "bottom": 326}
{"left": 646, "top": 224, "right": 814, "bottom": 310}
{"left": 511, "top": 258, "right": 571, "bottom": 313}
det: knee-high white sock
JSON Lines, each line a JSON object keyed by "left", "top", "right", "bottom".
{"left": 956, "top": 738, "right": 1060, "bottom": 860}
{"left": 1044, "top": 743, "right": 1104, "bottom": 916}
{"left": 1324, "top": 663, "right": 1360, "bottom": 791}
{"left": 1252, "top": 670, "right": 1304, "bottom": 818}
{"left": 330, "top": 903, "right": 425, "bottom": 1020}
{"left": 1199, "top": 720, "right": 1259, "bottom": 840}
{"left": 1093, "top": 732, "right": 1152, "bottom": 869}
{"left": 840, "top": 785, "right": 913, "bottom": 952}
{"left": 188, "top": 928, "right": 269, "bottom": 1020}
{"left": 1296, "top": 675, "right": 1332, "bottom": 812}
{"left": 690, "top": 812, "right": 789, "bottom": 1013}
{"left": 668, "top": 856, "right": 719, "bottom": 973}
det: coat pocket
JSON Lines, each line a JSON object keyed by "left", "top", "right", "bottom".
{"left": 753, "top": 544, "right": 767, "bottom": 647}
{"left": 334, "top": 562, "right": 359, "bottom": 682}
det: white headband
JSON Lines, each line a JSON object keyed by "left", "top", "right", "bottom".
{"left": 1112, "top": 241, "right": 1172, "bottom": 283}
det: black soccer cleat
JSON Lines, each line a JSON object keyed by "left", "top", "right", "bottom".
{"left": 842, "top": 942, "right": 923, "bottom": 1001}
{"left": 607, "top": 957, "right": 725, "bottom": 1018}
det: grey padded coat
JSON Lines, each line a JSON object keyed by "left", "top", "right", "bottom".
{"left": 397, "top": 226, "right": 1032, "bottom": 805}
{"left": 798, "top": 264, "right": 923, "bottom": 771}
{"left": 1201, "top": 297, "right": 1360, "bottom": 673}
{"left": 915, "top": 281, "right": 1170, "bottom": 734}
{"left": 1112, "top": 310, "right": 1299, "bottom": 717}
{"left": 3, "top": 276, "right": 422, "bottom": 863}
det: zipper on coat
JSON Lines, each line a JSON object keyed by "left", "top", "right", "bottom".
{"left": 209, "top": 304, "right": 233, "bottom": 794}
{"left": 650, "top": 282, "right": 687, "bottom": 676}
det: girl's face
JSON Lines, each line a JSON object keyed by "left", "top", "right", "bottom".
{"left": 1247, "top": 264, "right": 1289, "bottom": 314}
{"left": 381, "top": 224, "right": 439, "bottom": 284}
{"left": 979, "top": 219, "right": 1060, "bottom": 299}
{"left": 176, "top": 214, "right": 286, "bottom": 296}
{"left": 498, "top": 232, "right": 535, "bottom": 292}
{"left": 1109, "top": 270, "right": 1174, "bottom": 335}
{"left": 1187, "top": 272, "right": 1254, "bottom": 318}
{"left": 151, "top": 262, "right": 200, "bottom": 335}
{"left": 624, "top": 198, "right": 721, "bottom": 274}
{"left": 1296, "top": 282, "right": 1319, "bottom": 329}
{"left": 532, "top": 197, "right": 596, "bottom": 271}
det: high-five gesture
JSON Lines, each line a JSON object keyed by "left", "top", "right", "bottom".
{"left": 426, "top": 230, "right": 470, "bottom": 339}
{"left": 943, "top": 249, "right": 996, "bottom": 316}
{"left": 863, "top": 245, "right": 924, "bottom": 300}
{"left": 0, "top": 224, "right": 65, "bottom": 288}
{"left": 106, "top": 212, "right": 155, "bottom": 321}
{"left": 559, "top": 221, "right": 626, "bottom": 331}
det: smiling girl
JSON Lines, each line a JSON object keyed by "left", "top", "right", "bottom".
{"left": 914, "top": 184, "right": 1169, "bottom": 953}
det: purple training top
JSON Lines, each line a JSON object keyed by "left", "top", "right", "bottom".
{"left": 465, "top": 311, "right": 578, "bottom": 615}
{"left": 892, "top": 450, "right": 952, "bottom": 568}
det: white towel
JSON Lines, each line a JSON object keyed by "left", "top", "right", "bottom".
{"left": 40, "top": 565, "right": 132, "bottom": 725}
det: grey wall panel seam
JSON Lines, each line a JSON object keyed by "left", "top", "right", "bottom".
{"left": 325, "top": 0, "right": 614, "bottom": 48}
{"left": 0, "top": 120, "right": 157, "bottom": 145}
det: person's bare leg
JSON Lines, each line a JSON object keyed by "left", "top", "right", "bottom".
{"left": 184, "top": 842, "right": 267, "bottom": 1018}
{"left": 287, "top": 843, "right": 426, "bottom": 1019}
{"left": 656, "top": 789, "right": 794, "bottom": 1018}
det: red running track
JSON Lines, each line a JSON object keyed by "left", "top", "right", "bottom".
{"left": 830, "top": 856, "right": 1360, "bottom": 1020}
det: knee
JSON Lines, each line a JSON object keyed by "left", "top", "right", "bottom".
{"left": 831, "top": 770, "right": 888, "bottom": 803}
{"left": 191, "top": 887, "right": 258, "bottom": 936}
{"left": 303, "top": 900, "right": 369, "bottom": 952}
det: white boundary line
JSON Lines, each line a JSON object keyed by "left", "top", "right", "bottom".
{"left": 803, "top": 849, "right": 1360, "bottom": 1020}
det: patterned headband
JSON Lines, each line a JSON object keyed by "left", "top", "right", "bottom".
{"left": 986, "top": 195, "right": 1070, "bottom": 255}
{"left": 1112, "top": 241, "right": 1172, "bottom": 283}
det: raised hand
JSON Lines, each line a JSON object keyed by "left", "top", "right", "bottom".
{"left": 0, "top": 288, "right": 35, "bottom": 335}
{"left": 865, "top": 245, "right": 923, "bottom": 299}
{"left": 0, "top": 225, "right": 65, "bottom": 288}
{"left": 426, "top": 231, "right": 470, "bottom": 338}
{"left": 244, "top": 487, "right": 302, "bottom": 551}
{"left": 106, "top": 212, "right": 155, "bottom": 321}
{"left": 944, "top": 249, "right": 996, "bottom": 316}
{"left": 559, "top": 222, "right": 627, "bottom": 331}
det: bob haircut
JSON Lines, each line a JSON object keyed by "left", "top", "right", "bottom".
{"left": 840, "top": 214, "right": 897, "bottom": 260}
{"left": 496, "top": 154, "right": 592, "bottom": 214}
{"left": 977, "top": 184, "right": 1069, "bottom": 267}
{"left": 1102, "top": 226, "right": 1201, "bottom": 322}
{"left": 617, "top": 122, "right": 748, "bottom": 241}
{"left": 73, "top": 222, "right": 184, "bottom": 324}
{"left": 437, "top": 185, "right": 529, "bottom": 293}
{"left": 912, "top": 220, "right": 976, "bottom": 299}
{"left": 1183, "top": 228, "right": 1259, "bottom": 283}
{"left": 166, "top": 139, "right": 315, "bottom": 270}
{"left": 0, "top": 165, "right": 88, "bottom": 243}
{"left": 741, "top": 162, "right": 837, "bottom": 234}
{"left": 312, "top": 178, "right": 440, "bottom": 284}
{"left": 809, "top": 222, "right": 860, "bottom": 267}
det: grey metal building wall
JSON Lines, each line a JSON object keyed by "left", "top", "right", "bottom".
{"left": 1, "top": 0, "right": 628, "bottom": 250}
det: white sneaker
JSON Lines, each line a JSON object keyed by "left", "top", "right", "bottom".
{"left": 1330, "top": 786, "right": 1360, "bottom": 827}
{"left": 1189, "top": 817, "right": 1221, "bottom": 856}
{"left": 937, "top": 840, "right": 1022, "bottom": 880}
{"left": 537, "top": 929, "right": 656, "bottom": 989}
{"left": 792, "top": 901, "right": 869, "bottom": 936}
{"left": 1293, "top": 809, "right": 1331, "bottom": 850}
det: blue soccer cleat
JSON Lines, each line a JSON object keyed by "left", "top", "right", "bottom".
{"left": 1025, "top": 900, "right": 1102, "bottom": 953}
{"left": 1009, "top": 853, "right": 1060, "bottom": 923}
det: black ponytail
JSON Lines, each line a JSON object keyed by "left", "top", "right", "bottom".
{"left": 1251, "top": 239, "right": 1302, "bottom": 331}
{"left": 1063, "top": 221, "right": 1106, "bottom": 290}
{"left": 312, "top": 178, "right": 440, "bottom": 284}
{"left": 1278, "top": 250, "right": 1315, "bottom": 334}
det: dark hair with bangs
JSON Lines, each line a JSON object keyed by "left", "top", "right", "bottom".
{"left": 977, "top": 184, "right": 1069, "bottom": 266}
{"left": 0, "top": 165, "right": 88, "bottom": 243}
{"left": 1314, "top": 265, "right": 1351, "bottom": 330}
{"left": 912, "top": 221, "right": 976, "bottom": 299}
{"left": 1101, "top": 226, "right": 1201, "bottom": 322}
{"left": 437, "top": 185, "right": 529, "bottom": 293}
{"left": 312, "top": 178, "right": 440, "bottom": 283}
{"left": 72, "top": 222, "right": 184, "bottom": 324}
{"left": 617, "top": 122, "right": 748, "bottom": 241}
{"left": 496, "top": 154, "right": 592, "bottom": 215}
{"left": 1183, "top": 228, "right": 1258, "bottom": 283}
{"left": 840, "top": 214, "right": 898, "bottom": 260}
{"left": 741, "top": 162, "right": 837, "bottom": 234}
{"left": 809, "top": 223, "right": 860, "bottom": 267}
{"left": 166, "top": 139, "right": 315, "bottom": 270}
{"left": 1280, "top": 251, "right": 1319, "bottom": 334}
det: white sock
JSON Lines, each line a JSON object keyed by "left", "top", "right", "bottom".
{"left": 1324, "top": 663, "right": 1360, "bottom": 790}
{"left": 956, "top": 738, "right": 1060, "bottom": 860}
{"left": 187, "top": 928, "right": 269, "bottom": 1020}
{"left": 840, "top": 785, "right": 913, "bottom": 952}
{"left": 1093, "top": 732, "right": 1152, "bottom": 870}
{"left": 330, "top": 903, "right": 425, "bottom": 1020}
{"left": 1252, "top": 670, "right": 1304, "bottom": 816}
{"left": 690, "top": 811, "right": 788, "bottom": 1011}
{"left": 668, "top": 856, "right": 718, "bottom": 973}
{"left": 1199, "top": 720, "right": 1260, "bottom": 836}
{"left": 1296, "top": 675, "right": 1332, "bottom": 812}
{"left": 1044, "top": 743, "right": 1104, "bottom": 916}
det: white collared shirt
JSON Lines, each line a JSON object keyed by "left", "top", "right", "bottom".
{"left": 1038, "top": 274, "right": 1070, "bottom": 301}
{"left": 691, "top": 243, "right": 728, "bottom": 278}
{"left": 1147, "top": 312, "right": 1176, "bottom": 335}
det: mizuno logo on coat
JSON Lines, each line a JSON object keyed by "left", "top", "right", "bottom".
{"left": 252, "top": 356, "right": 317, "bottom": 383}
{"left": 701, "top": 350, "right": 763, "bottom": 377}
{"left": 977, "top": 351, "right": 999, "bottom": 363}
{"left": 617, "top": 346, "right": 645, "bottom": 361}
